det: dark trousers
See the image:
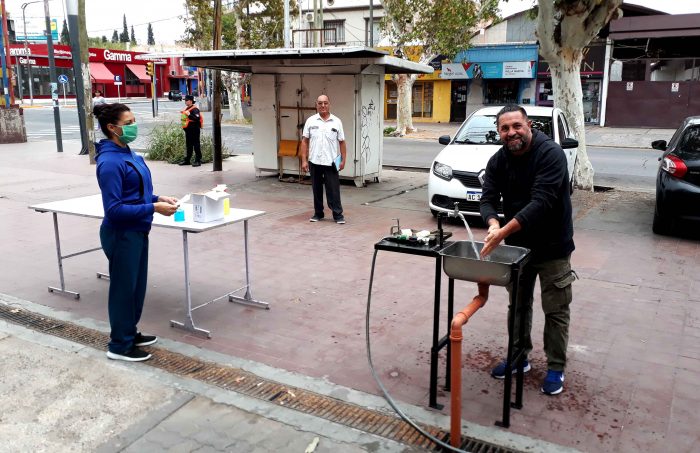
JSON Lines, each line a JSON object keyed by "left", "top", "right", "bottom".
{"left": 309, "top": 162, "right": 343, "bottom": 219}
{"left": 184, "top": 127, "right": 202, "bottom": 163}
{"left": 100, "top": 225, "right": 149, "bottom": 354}
{"left": 506, "top": 255, "right": 574, "bottom": 371}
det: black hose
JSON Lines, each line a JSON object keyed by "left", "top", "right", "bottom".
{"left": 365, "top": 249, "right": 470, "bottom": 453}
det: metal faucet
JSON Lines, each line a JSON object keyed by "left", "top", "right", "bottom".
{"left": 450, "top": 202, "right": 461, "bottom": 219}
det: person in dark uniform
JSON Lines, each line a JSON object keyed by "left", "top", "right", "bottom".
{"left": 179, "top": 95, "right": 203, "bottom": 167}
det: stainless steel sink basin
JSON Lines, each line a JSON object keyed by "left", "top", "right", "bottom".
{"left": 440, "top": 241, "right": 530, "bottom": 286}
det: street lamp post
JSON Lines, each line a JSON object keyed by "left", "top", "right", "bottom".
{"left": 21, "top": 1, "right": 42, "bottom": 106}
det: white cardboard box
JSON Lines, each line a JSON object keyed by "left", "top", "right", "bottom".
{"left": 191, "top": 191, "right": 230, "bottom": 222}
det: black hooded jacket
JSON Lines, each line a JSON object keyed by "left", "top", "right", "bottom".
{"left": 480, "top": 129, "right": 574, "bottom": 262}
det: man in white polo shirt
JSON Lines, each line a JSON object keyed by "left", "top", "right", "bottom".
{"left": 301, "top": 94, "right": 347, "bottom": 224}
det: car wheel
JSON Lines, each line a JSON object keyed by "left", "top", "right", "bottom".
{"left": 652, "top": 202, "right": 673, "bottom": 235}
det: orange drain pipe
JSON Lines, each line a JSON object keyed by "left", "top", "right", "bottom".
{"left": 449, "top": 283, "right": 489, "bottom": 448}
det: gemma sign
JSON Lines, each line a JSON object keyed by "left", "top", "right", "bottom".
{"left": 103, "top": 49, "right": 133, "bottom": 62}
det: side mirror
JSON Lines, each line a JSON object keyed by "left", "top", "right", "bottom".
{"left": 561, "top": 138, "right": 578, "bottom": 149}
{"left": 438, "top": 135, "right": 451, "bottom": 145}
{"left": 651, "top": 140, "right": 667, "bottom": 151}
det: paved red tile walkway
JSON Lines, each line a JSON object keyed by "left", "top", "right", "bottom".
{"left": 1, "top": 142, "right": 698, "bottom": 452}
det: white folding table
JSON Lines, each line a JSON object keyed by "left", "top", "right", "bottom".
{"left": 30, "top": 194, "right": 268, "bottom": 338}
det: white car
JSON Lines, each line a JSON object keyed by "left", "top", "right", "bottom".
{"left": 428, "top": 105, "right": 579, "bottom": 217}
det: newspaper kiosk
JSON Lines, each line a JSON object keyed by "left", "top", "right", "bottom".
{"left": 177, "top": 47, "right": 433, "bottom": 187}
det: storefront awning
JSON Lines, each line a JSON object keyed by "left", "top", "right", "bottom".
{"left": 90, "top": 62, "right": 115, "bottom": 83}
{"left": 126, "top": 64, "right": 150, "bottom": 83}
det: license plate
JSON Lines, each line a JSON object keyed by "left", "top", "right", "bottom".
{"left": 466, "top": 191, "right": 482, "bottom": 202}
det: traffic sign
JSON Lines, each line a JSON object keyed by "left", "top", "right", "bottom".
{"left": 114, "top": 75, "right": 121, "bottom": 82}
{"left": 58, "top": 74, "right": 68, "bottom": 84}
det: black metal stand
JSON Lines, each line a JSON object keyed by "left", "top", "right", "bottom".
{"left": 374, "top": 228, "right": 453, "bottom": 410}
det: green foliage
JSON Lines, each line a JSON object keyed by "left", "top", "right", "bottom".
{"left": 383, "top": 126, "right": 397, "bottom": 136}
{"left": 89, "top": 36, "right": 127, "bottom": 50}
{"left": 111, "top": 30, "right": 119, "bottom": 43}
{"left": 130, "top": 25, "right": 136, "bottom": 45}
{"left": 145, "top": 122, "right": 229, "bottom": 164}
{"left": 182, "top": 0, "right": 299, "bottom": 50}
{"left": 181, "top": 0, "right": 214, "bottom": 49}
{"left": 147, "top": 23, "right": 155, "bottom": 45}
{"left": 60, "top": 20, "right": 70, "bottom": 45}
{"left": 380, "top": 0, "right": 499, "bottom": 59}
{"left": 120, "top": 15, "right": 129, "bottom": 43}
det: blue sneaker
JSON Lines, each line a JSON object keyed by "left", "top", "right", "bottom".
{"left": 541, "top": 370, "right": 565, "bottom": 395}
{"left": 491, "top": 359, "right": 531, "bottom": 379}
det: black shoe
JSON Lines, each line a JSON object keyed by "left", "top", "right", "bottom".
{"left": 192, "top": 161, "right": 201, "bottom": 167}
{"left": 335, "top": 216, "right": 346, "bottom": 224}
{"left": 134, "top": 332, "right": 157, "bottom": 347}
{"left": 310, "top": 215, "right": 323, "bottom": 222}
{"left": 178, "top": 160, "right": 191, "bottom": 166}
{"left": 106, "top": 347, "right": 152, "bottom": 362}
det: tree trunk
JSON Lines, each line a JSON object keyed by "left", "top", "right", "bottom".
{"left": 229, "top": 74, "right": 244, "bottom": 122}
{"left": 79, "top": 0, "right": 96, "bottom": 163}
{"left": 549, "top": 51, "right": 594, "bottom": 191}
{"left": 536, "top": 0, "right": 623, "bottom": 192}
{"left": 394, "top": 73, "right": 416, "bottom": 136}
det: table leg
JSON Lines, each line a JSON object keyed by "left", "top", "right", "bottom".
{"left": 47, "top": 212, "right": 80, "bottom": 300}
{"left": 445, "top": 277, "right": 454, "bottom": 391}
{"left": 429, "top": 255, "right": 443, "bottom": 410}
{"left": 171, "top": 230, "right": 211, "bottom": 338}
{"left": 496, "top": 269, "right": 521, "bottom": 428}
{"left": 229, "top": 219, "right": 269, "bottom": 309}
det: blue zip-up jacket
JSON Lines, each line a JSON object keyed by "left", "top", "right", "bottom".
{"left": 96, "top": 139, "right": 158, "bottom": 232}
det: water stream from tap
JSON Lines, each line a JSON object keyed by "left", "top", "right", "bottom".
{"left": 457, "top": 213, "right": 481, "bottom": 260}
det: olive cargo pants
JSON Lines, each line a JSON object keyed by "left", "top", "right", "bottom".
{"left": 506, "top": 255, "right": 576, "bottom": 372}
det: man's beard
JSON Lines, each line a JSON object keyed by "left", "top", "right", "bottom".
{"left": 505, "top": 134, "right": 529, "bottom": 153}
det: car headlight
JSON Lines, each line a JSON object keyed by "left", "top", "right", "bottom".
{"left": 433, "top": 161, "right": 453, "bottom": 181}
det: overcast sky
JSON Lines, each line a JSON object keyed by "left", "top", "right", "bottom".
{"left": 5, "top": 0, "right": 700, "bottom": 46}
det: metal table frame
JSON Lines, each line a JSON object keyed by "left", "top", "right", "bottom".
{"left": 373, "top": 217, "right": 529, "bottom": 426}
{"left": 373, "top": 238, "right": 453, "bottom": 410}
{"left": 30, "top": 195, "right": 269, "bottom": 338}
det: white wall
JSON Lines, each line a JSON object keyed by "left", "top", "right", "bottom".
{"left": 471, "top": 21, "right": 507, "bottom": 45}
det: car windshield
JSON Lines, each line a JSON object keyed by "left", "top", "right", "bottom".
{"left": 675, "top": 125, "right": 700, "bottom": 160}
{"left": 453, "top": 114, "right": 553, "bottom": 145}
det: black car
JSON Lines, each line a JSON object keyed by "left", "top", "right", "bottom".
{"left": 168, "top": 90, "right": 183, "bottom": 101}
{"left": 651, "top": 116, "right": 700, "bottom": 235}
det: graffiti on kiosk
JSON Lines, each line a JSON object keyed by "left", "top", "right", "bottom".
{"left": 360, "top": 99, "right": 376, "bottom": 164}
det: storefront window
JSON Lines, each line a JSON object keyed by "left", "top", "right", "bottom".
{"left": 537, "top": 80, "right": 554, "bottom": 106}
{"left": 13, "top": 66, "right": 76, "bottom": 99}
{"left": 484, "top": 79, "right": 518, "bottom": 104}
{"left": 582, "top": 80, "right": 600, "bottom": 123}
{"left": 411, "top": 82, "right": 433, "bottom": 118}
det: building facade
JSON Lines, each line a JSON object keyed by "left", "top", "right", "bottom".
{"left": 9, "top": 44, "right": 197, "bottom": 100}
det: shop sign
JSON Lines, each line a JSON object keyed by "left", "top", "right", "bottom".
{"left": 104, "top": 49, "right": 133, "bottom": 62}
{"left": 19, "top": 57, "right": 37, "bottom": 65}
{"left": 440, "top": 63, "right": 468, "bottom": 79}
{"left": 626, "top": 82, "right": 634, "bottom": 91}
{"left": 671, "top": 83, "right": 679, "bottom": 92}
{"left": 503, "top": 61, "right": 533, "bottom": 79}
{"left": 441, "top": 61, "right": 536, "bottom": 79}
{"left": 10, "top": 48, "right": 31, "bottom": 56}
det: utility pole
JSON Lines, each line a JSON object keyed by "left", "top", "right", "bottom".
{"left": 1, "top": 0, "right": 15, "bottom": 106}
{"left": 66, "top": 0, "right": 92, "bottom": 157}
{"left": 283, "top": 0, "right": 290, "bottom": 47}
{"left": 44, "top": 0, "right": 62, "bottom": 152}
{"left": 22, "top": 1, "right": 42, "bottom": 106}
{"left": 212, "top": 0, "right": 223, "bottom": 171}
{"left": 369, "top": 0, "right": 374, "bottom": 47}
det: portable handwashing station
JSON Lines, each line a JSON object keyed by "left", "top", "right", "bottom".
{"left": 365, "top": 208, "right": 530, "bottom": 451}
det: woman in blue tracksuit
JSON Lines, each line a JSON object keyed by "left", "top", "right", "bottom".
{"left": 94, "top": 103, "right": 178, "bottom": 362}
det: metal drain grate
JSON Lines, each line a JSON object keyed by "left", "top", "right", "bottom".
{"left": 0, "top": 304, "right": 520, "bottom": 453}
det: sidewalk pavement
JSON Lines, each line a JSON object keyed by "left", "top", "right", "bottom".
{"left": 382, "top": 121, "right": 676, "bottom": 149}
{"left": 0, "top": 139, "right": 699, "bottom": 452}
{"left": 18, "top": 97, "right": 164, "bottom": 109}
